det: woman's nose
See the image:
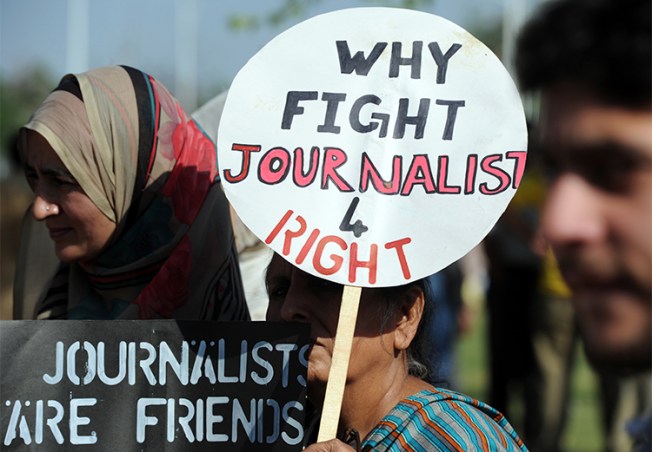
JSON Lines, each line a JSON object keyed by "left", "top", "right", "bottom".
{"left": 280, "top": 285, "right": 310, "bottom": 323}
{"left": 32, "top": 194, "right": 60, "bottom": 221}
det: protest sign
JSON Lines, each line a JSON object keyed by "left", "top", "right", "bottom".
{"left": 1, "top": 320, "right": 309, "bottom": 451}
{"left": 217, "top": 7, "right": 527, "bottom": 442}
{"left": 217, "top": 7, "right": 528, "bottom": 288}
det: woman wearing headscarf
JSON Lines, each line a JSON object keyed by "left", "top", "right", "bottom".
{"left": 15, "top": 65, "right": 250, "bottom": 321}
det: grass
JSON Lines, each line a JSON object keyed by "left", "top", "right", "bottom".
{"left": 563, "top": 350, "right": 604, "bottom": 451}
{"left": 454, "top": 303, "right": 605, "bottom": 451}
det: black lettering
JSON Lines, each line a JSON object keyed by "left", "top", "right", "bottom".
{"left": 349, "top": 95, "right": 382, "bottom": 133}
{"left": 427, "top": 42, "right": 462, "bottom": 84}
{"left": 389, "top": 41, "right": 423, "bottom": 79}
{"left": 339, "top": 197, "right": 368, "bottom": 238}
{"left": 393, "top": 98, "right": 430, "bottom": 139}
{"left": 282, "top": 91, "right": 318, "bottom": 129}
{"left": 435, "top": 99, "right": 465, "bottom": 140}
{"left": 336, "top": 41, "right": 387, "bottom": 75}
{"left": 317, "top": 92, "right": 347, "bottom": 134}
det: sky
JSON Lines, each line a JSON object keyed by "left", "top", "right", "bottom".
{"left": 1, "top": 0, "right": 542, "bottom": 112}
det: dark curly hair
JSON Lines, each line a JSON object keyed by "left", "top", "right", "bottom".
{"left": 515, "top": 0, "right": 651, "bottom": 108}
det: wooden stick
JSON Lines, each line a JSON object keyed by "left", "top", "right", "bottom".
{"left": 316, "top": 284, "right": 362, "bottom": 442}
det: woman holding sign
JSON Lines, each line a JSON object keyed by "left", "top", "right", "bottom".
{"left": 266, "top": 254, "right": 527, "bottom": 451}
{"left": 14, "top": 65, "right": 250, "bottom": 321}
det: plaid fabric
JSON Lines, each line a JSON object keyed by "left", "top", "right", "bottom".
{"left": 362, "top": 388, "right": 528, "bottom": 451}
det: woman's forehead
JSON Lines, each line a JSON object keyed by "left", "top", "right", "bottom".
{"left": 267, "top": 254, "right": 319, "bottom": 283}
{"left": 23, "top": 130, "right": 66, "bottom": 169}
{"left": 267, "top": 254, "right": 292, "bottom": 277}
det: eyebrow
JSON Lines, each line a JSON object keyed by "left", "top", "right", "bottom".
{"left": 265, "top": 274, "right": 288, "bottom": 285}
{"left": 545, "top": 140, "right": 652, "bottom": 165}
{"left": 24, "top": 164, "right": 76, "bottom": 179}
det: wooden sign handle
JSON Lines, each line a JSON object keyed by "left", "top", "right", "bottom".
{"left": 316, "top": 285, "right": 362, "bottom": 442}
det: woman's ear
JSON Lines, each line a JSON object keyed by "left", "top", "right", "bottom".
{"left": 393, "top": 285, "right": 425, "bottom": 351}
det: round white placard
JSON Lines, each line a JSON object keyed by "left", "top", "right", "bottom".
{"left": 218, "top": 7, "right": 527, "bottom": 287}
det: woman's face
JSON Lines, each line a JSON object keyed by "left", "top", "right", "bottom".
{"left": 23, "top": 130, "right": 116, "bottom": 267}
{"left": 265, "top": 254, "right": 399, "bottom": 405}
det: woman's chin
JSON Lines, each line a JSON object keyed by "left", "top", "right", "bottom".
{"left": 306, "top": 369, "right": 328, "bottom": 407}
{"left": 54, "top": 246, "right": 81, "bottom": 263}
{"left": 55, "top": 244, "right": 99, "bottom": 266}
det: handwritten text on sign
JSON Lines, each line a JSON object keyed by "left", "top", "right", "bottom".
{"left": 1, "top": 321, "right": 309, "bottom": 451}
{"left": 218, "top": 8, "right": 528, "bottom": 287}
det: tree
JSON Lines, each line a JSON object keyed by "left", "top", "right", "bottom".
{"left": 228, "top": 0, "right": 435, "bottom": 30}
{"left": 0, "top": 65, "right": 55, "bottom": 166}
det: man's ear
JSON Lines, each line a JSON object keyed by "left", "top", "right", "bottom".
{"left": 393, "top": 285, "right": 425, "bottom": 351}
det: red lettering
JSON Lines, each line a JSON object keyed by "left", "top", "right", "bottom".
{"left": 321, "top": 148, "right": 354, "bottom": 192}
{"left": 349, "top": 242, "right": 378, "bottom": 284}
{"left": 400, "top": 155, "right": 436, "bottom": 196}
{"left": 282, "top": 215, "right": 307, "bottom": 256}
{"left": 265, "top": 210, "right": 294, "bottom": 245}
{"left": 384, "top": 238, "right": 412, "bottom": 280}
{"left": 266, "top": 212, "right": 414, "bottom": 285}
{"left": 359, "top": 153, "right": 402, "bottom": 195}
{"left": 465, "top": 154, "right": 478, "bottom": 194}
{"left": 506, "top": 151, "right": 527, "bottom": 189}
{"left": 259, "top": 147, "right": 291, "bottom": 184}
{"left": 479, "top": 154, "right": 511, "bottom": 195}
{"left": 223, "top": 144, "right": 261, "bottom": 183}
{"left": 296, "top": 228, "right": 320, "bottom": 264}
{"left": 313, "top": 235, "right": 347, "bottom": 275}
{"left": 293, "top": 147, "right": 320, "bottom": 187}
{"left": 437, "top": 155, "right": 461, "bottom": 194}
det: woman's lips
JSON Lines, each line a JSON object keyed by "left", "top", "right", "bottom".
{"left": 48, "top": 227, "right": 71, "bottom": 239}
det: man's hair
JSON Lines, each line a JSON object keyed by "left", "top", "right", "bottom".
{"left": 515, "top": 0, "right": 651, "bottom": 108}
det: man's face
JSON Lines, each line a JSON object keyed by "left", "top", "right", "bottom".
{"left": 540, "top": 84, "right": 652, "bottom": 372}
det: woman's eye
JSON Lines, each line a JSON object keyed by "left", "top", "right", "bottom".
{"left": 267, "top": 283, "right": 289, "bottom": 300}
{"left": 54, "top": 177, "right": 78, "bottom": 187}
{"left": 24, "top": 170, "right": 38, "bottom": 190}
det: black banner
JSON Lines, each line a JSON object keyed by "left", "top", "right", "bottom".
{"left": 1, "top": 320, "right": 309, "bottom": 451}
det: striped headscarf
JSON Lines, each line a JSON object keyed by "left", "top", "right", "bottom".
{"left": 17, "top": 65, "right": 250, "bottom": 321}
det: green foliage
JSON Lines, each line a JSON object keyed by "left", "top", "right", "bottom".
{"left": 229, "top": 0, "right": 319, "bottom": 31}
{"left": 0, "top": 65, "right": 55, "bottom": 161}
{"left": 228, "top": 0, "right": 435, "bottom": 31}
{"left": 470, "top": 19, "right": 504, "bottom": 59}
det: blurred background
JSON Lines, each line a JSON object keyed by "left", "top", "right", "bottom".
{"left": 0, "top": 0, "right": 619, "bottom": 450}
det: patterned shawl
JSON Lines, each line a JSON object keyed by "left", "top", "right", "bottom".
{"left": 17, "top": 65, "right": 250, "bottom": 321}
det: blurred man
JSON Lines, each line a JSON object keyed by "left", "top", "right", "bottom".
{"left": 516, "top": 0, "right": 651, "bottom": 449}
